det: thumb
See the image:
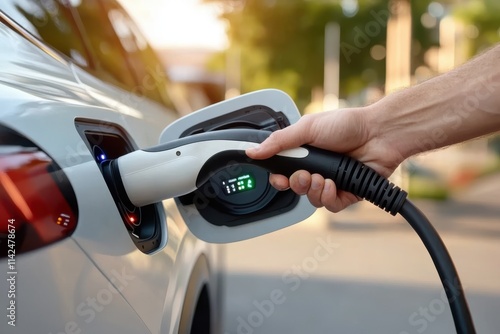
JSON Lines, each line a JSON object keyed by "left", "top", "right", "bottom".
{"left": 246, "top": 120, "right": 311, "bottom": 159}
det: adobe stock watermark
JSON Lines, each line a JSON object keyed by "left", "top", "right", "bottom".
{"left": 47, "top": 267, "right": 135, "bottom": 334}
{"left": 398, "top": 278, "right": 464, "bottom": 334}
{"left": 340, "top": 9, "right": 389, "bottom": 63}
{"left": 225, "top": 235, "right": 340, "bottom": 334}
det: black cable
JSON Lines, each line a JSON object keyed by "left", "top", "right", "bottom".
{"left": 265, "top": 151, "right": 477, "bottom": 334}
{"left": 230, "top": 147, "right": 477, "bottom": 333}
{"left": 332, "top": 156, "right": 476, "bottom": 333}
{"left": 330, "top": 156, "right": 476, "bottom": 333}
{"left": 399, "top": 200, "right": 475, "bottom": 334}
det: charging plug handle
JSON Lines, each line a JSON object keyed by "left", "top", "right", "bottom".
{"left": 199, "top": 147, "right": 407, "bottom": 215}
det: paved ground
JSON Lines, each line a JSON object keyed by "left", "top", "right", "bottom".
{"left": 222, "top": 173, "right": 500, "bottom": 334}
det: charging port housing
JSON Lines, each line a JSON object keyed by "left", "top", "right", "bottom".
{"left": 175, "top": 105, "right": 299, "bottom": 227}
{"left": 75, "top": 119, "right": 164, "bottom": 254}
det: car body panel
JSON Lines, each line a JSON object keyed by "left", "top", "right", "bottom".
{"left": 0, "top": 237, "right": 151, "bottom": 333}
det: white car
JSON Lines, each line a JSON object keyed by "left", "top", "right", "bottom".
{"left": 0, "top": 1, "right": 223, "bottom": 333}
{"left": 0, "top": 2, "right": 477, "bottom": 333}
{"left": 0, "top": 1, "right": 311, "bottom": 333}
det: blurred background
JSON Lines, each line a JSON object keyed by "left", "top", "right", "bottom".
{"left": 120, "top": 0, "right": 500, "bottom": 200}
{"left": 119, "top": 0, "right": 500, "bottom": 333}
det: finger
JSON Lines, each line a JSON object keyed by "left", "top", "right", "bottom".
{"left": 306, "top": 174, "right": 325, "bottom": 207}
{"left": 321, "top": 180, "right": 359, "bottom": 212}
{"left": 246, "top": 116, "right": 313, "bottom": 159}
{"left": 289, "top": 170, "right": 312, "bottom": 195}
{"left": 269, "top": 174, "right": 290, "bottom": 191}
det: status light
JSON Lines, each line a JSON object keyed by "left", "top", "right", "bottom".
{"left": 221, "top": 173, "right": 256, "bottom": 196}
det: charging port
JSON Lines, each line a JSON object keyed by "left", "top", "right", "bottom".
{"left": 75, "top": 119, "right": 164, "bottom": 253}
{"left": 176, "top": 105, "right": 299, "bottom": 227}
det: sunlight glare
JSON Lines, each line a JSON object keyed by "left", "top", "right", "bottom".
{"left": 119, "top": 0, "right": 227, "bottom": 50}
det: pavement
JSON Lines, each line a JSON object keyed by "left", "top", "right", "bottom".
{"left": 222, "top": 173, "right": 500, "bottom": 334}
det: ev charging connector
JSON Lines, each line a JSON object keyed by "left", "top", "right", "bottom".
{"left": 107, "top": 90, "right": 476, "bottom": 334}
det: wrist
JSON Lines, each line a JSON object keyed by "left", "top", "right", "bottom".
{"left": 364, "top": 99, "right": 411, "bottom": 167}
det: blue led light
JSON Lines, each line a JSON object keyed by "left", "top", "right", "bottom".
{"left": 93, "top": 146, "right": 107, "bottom": 162}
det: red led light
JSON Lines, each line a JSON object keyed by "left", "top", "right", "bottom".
{"left": 129, "top": 215, "right": 135, "bottom": 223}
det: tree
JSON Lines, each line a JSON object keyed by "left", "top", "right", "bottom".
{"left": 206, "top": 0, "right": 390, "bottom": 108}
{"left": 205, "top": 0, "right": 498, "bottom": 110}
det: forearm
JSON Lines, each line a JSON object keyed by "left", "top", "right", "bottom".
{"left": 369, "top": 44, "right": 500, "bottom": 160}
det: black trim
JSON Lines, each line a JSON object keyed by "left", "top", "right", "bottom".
{"left": 179, "top": 105, "right": 289, "bottom": 136}
{"left": 102, "top": 160, "right": 135, "bottom": 209}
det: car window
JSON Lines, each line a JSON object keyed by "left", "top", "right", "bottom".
{"left": 69, "top": 0, "right": 173, "bottom": 109}
{"left": 0, "top": 0, "right": 90, "bottom": 68}
{"left": 68, "top": 0, "right": 138, "bottom": 93}
{"left": 104, "top": 3, "right": 173, "bottom": 108}
{"left": 1, "top": 0, "right": 175, "bottom": 110}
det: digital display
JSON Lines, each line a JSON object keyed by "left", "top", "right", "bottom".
{"left": 222, "top": 173, "right": 256, "bottom": 195}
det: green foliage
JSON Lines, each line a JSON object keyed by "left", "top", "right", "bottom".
{"left": 207, "top": 0, "right": 394, "bottom": 108}
{"left": 452, "top": 0, "right": 500, "bottom": 56}
{"left": 408, "top": 176, "right": 449, "bottom": 200}
{"left": 205, "top": 0, "right": 500, "bottom": 110}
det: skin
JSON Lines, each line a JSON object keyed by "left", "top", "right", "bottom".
{"left": 246, "top": 44, "right": 500, "bottom": 213}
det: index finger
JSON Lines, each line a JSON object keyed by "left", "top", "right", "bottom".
{"left": 246, "top": 116, "right": 313, "bottom": 159}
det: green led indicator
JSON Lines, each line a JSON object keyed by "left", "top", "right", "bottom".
{"left": 222, "top": 173, "right": 256, "bottom": 195}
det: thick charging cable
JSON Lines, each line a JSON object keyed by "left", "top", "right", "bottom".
{"left": 112, "top": 129, "right": 476, "bottom": 334}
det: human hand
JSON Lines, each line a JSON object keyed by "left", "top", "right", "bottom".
{"left": 246, "top": 107, "right": 404, "bottom": 212}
